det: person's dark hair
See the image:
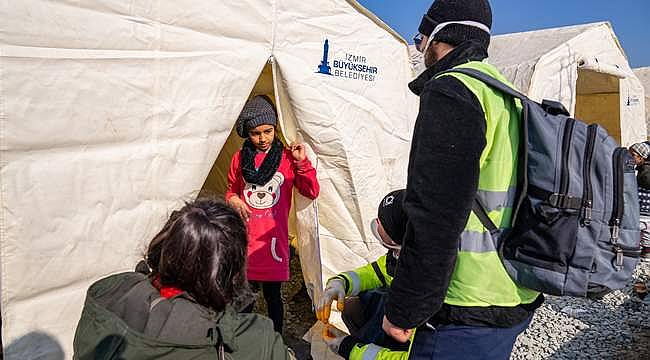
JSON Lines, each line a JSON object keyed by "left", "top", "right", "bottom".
{"left": 145, "top": 198, "right": 249, "bottom": 312}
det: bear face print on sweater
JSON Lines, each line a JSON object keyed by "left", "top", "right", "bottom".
{"left": 243, "top": 173, "right": 285, "bottom": 209}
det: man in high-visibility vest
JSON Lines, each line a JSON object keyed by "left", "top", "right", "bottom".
{"left": 317, "top": 190, "right": 410, "bottom": 359}
{"left": 380, "top": 1, "right": 544, "bottom": 359}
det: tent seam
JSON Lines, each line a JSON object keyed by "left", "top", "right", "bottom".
{"left": 271, "top": 0, "right": 278, "bottom": 55}
{"left": 0, "top": 43, "right": 7, "bottom": 330}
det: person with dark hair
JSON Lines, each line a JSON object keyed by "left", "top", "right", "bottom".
{"left": 73, "top": 198, "right": 295, "bottom": 359}
{"left": 382, "top": 1, "right": 543, "bottom": 359}
{"left": 630, "top": 142, "right": 650, "bottom": 260}
{"left": 226, "top": 95, "right": 320, "bottom": 334}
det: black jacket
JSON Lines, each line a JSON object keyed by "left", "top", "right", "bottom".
{"left": 386, "top": 41, "right": 542, "bottom": 330}
{"left": 638, "top": 163, "right": 650, "bottom": 189}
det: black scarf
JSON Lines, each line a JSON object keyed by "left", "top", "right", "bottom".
{"left": 240, "top": 138, "right": 283, "bottom": 186}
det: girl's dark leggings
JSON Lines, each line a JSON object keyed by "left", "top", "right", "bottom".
{"left": 243, "top": 281, "right": 283, "bottom": 333}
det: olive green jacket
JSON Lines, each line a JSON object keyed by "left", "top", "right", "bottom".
{"left": 73, "top": 272, "right": 292, "bottom": 360}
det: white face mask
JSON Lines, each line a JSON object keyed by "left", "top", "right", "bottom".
{"left": 422, "top": 20, "right": 491, "bottom": 53}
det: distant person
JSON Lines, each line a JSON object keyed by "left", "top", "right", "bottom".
{"left": 318, "top": 190, "right": 410, "bottom": 359}
{"left": 629, "top": 142, "right": 650, "bottom": 168}
{"left": 73, "top": 198, "right": 295, "bottom": 359}
{"left": 383, "top": 0, "right": 543, "bottom": 359}
{"left": 630, "top": 142, "right": 650, "bottom": 260}
{"left": 226, "top": 95, "right": 320, "bottom": 333}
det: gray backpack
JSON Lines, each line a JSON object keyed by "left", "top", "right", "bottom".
{"left": 443, "top": 68, "right": 641, "bottom": 298}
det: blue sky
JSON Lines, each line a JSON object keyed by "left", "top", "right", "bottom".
{"left": 357, "top": 0, "right": 650, "bottom": 68}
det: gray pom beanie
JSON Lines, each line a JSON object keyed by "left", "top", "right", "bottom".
{"left": 236, "top": 96, "right": 277, "bottom": 138}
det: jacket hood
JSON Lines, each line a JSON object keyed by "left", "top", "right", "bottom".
{"left": 85, "top": 272, "right": 242, "bottom": 349}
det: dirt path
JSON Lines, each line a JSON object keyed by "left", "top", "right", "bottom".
{"left": 251, "top": 253, "right": 315, "bottom": 360}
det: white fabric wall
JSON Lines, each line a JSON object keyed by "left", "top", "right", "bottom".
{"left": 633, "top": 67, "right": 650, "bottom": 139}
{"left": 1, "top": 1, "right": 418, "bottom": 358}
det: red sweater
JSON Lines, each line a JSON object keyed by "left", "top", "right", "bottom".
{"left": 226, "top": 148, "right": 319, "bottom": 281}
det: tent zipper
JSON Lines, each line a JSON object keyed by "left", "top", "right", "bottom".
{"left": 580, "top": 124, "right": 598, "bottom": 225}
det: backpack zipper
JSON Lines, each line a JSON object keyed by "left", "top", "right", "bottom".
{"left": 609, "top": 147, "right": 626, "bottom": 269}
{"left": 580, "top": 124, "right": 598, "bottom": 225}
{"left": 598, "top": 242, "right": 641, "bottom": 257}
{"left": 598, "top": 242, "right": 641, "bottom": 272}
{"left": 559, "top": 118, "right": 576, "bottom": 196}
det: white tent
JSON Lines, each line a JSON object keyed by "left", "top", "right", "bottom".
{"left": 633, "top": 67, "right": 650, "bottom": 139}
{"left": 411, "top": 22, "right": 647, "bottom": 146}
{"left": 0, "top": 1, "right": 418, "bottom": 358}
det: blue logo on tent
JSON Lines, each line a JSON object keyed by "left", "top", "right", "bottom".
{"left": 315, "top": 39, "right": 379, "bottom": 82}
{"left": 316, "top": 39, "right": 332, "bottom": 75}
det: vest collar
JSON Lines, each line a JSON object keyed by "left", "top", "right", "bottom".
{"left": 409, "top": 40, "right": 488, "bottom": 96}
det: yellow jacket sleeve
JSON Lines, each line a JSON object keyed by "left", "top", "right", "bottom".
{"left": 331, "top": 255, "right": 393, "bottom": 296}
{"left": 348, "top": 343, "right": 409, "bottom": 360}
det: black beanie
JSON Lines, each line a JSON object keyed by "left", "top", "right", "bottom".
{"left": 377, "top": 189, "right": 407, "bottom": 245}
{"left": 418, "top": 0, "right": 492, "bottom": 49}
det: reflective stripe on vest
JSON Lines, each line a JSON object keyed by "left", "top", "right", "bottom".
{"left": 343, "top": 270, "right": 362, "bottom": 296}
{"left": 438, "top": 61, "right": 539, "bottom": 307}
{"left": 338, "top": 254, "right": 393, "bottom": 297}
{"left": 477, "top": 186, "right": 517, "bottom": 212}
{"left": 361, "top": 344, "right": 382, "bottom": 360}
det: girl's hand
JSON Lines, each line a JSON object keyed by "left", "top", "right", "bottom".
{"left": 289, "top": 142, "right": 307, "bottom": 162}
{"left": 228, "top": 196, "right": 251, "bottom": 222}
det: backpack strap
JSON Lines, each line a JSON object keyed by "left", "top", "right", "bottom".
{"left": 472, "top": 197, "right": 498, "bottom": 234}
{"left": 439, "top": 67, "right": 530, "bottom": 231}
{"left": 437, "top": 67, "right": 528, "bottom": 101}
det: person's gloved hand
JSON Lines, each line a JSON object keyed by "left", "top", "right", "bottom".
{"left": 323, "top": 325, "right": 348, "bottom": 354}
{"left": 316, "top": 278, "right": 346, "bottom": 323}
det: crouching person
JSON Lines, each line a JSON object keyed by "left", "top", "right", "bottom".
{"left": 73, "top": 198, "right": 295, "bottom": 360}
{"left": 317, "top": 190, "right": 411, "bottom": 359}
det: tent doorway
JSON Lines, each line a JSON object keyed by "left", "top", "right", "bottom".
{"left": 196, "top": 61, "right": 320, "bottom": 355}
{"left": 199, "top": 62, "right": 279, "bottom": 197}
{"left": 196, "top": 60, "right": 305, "bottom": 252}
{"left": 575, "top": 69, "right": 622, "bottom": 143}
{"left": 196, "top": 58, "right": 323, "bottom": 310}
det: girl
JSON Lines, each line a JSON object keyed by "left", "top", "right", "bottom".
{"left": 226, "top": 95, "right": 320, "bottom": 333}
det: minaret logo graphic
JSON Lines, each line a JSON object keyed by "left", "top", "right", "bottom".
{"left": 316, "top": 39, "right": 332, "bottom": 75}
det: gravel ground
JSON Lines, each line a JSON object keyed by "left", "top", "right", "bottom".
{"left": 276, "top": 257, "right": 650, "bottom": 360}
{"left": 511, "top": 260, "right": 650, "bottom": 360}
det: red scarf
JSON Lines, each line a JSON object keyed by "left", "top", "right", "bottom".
{"left": 151, "top": 275, "right": 184, "bottom": 299}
